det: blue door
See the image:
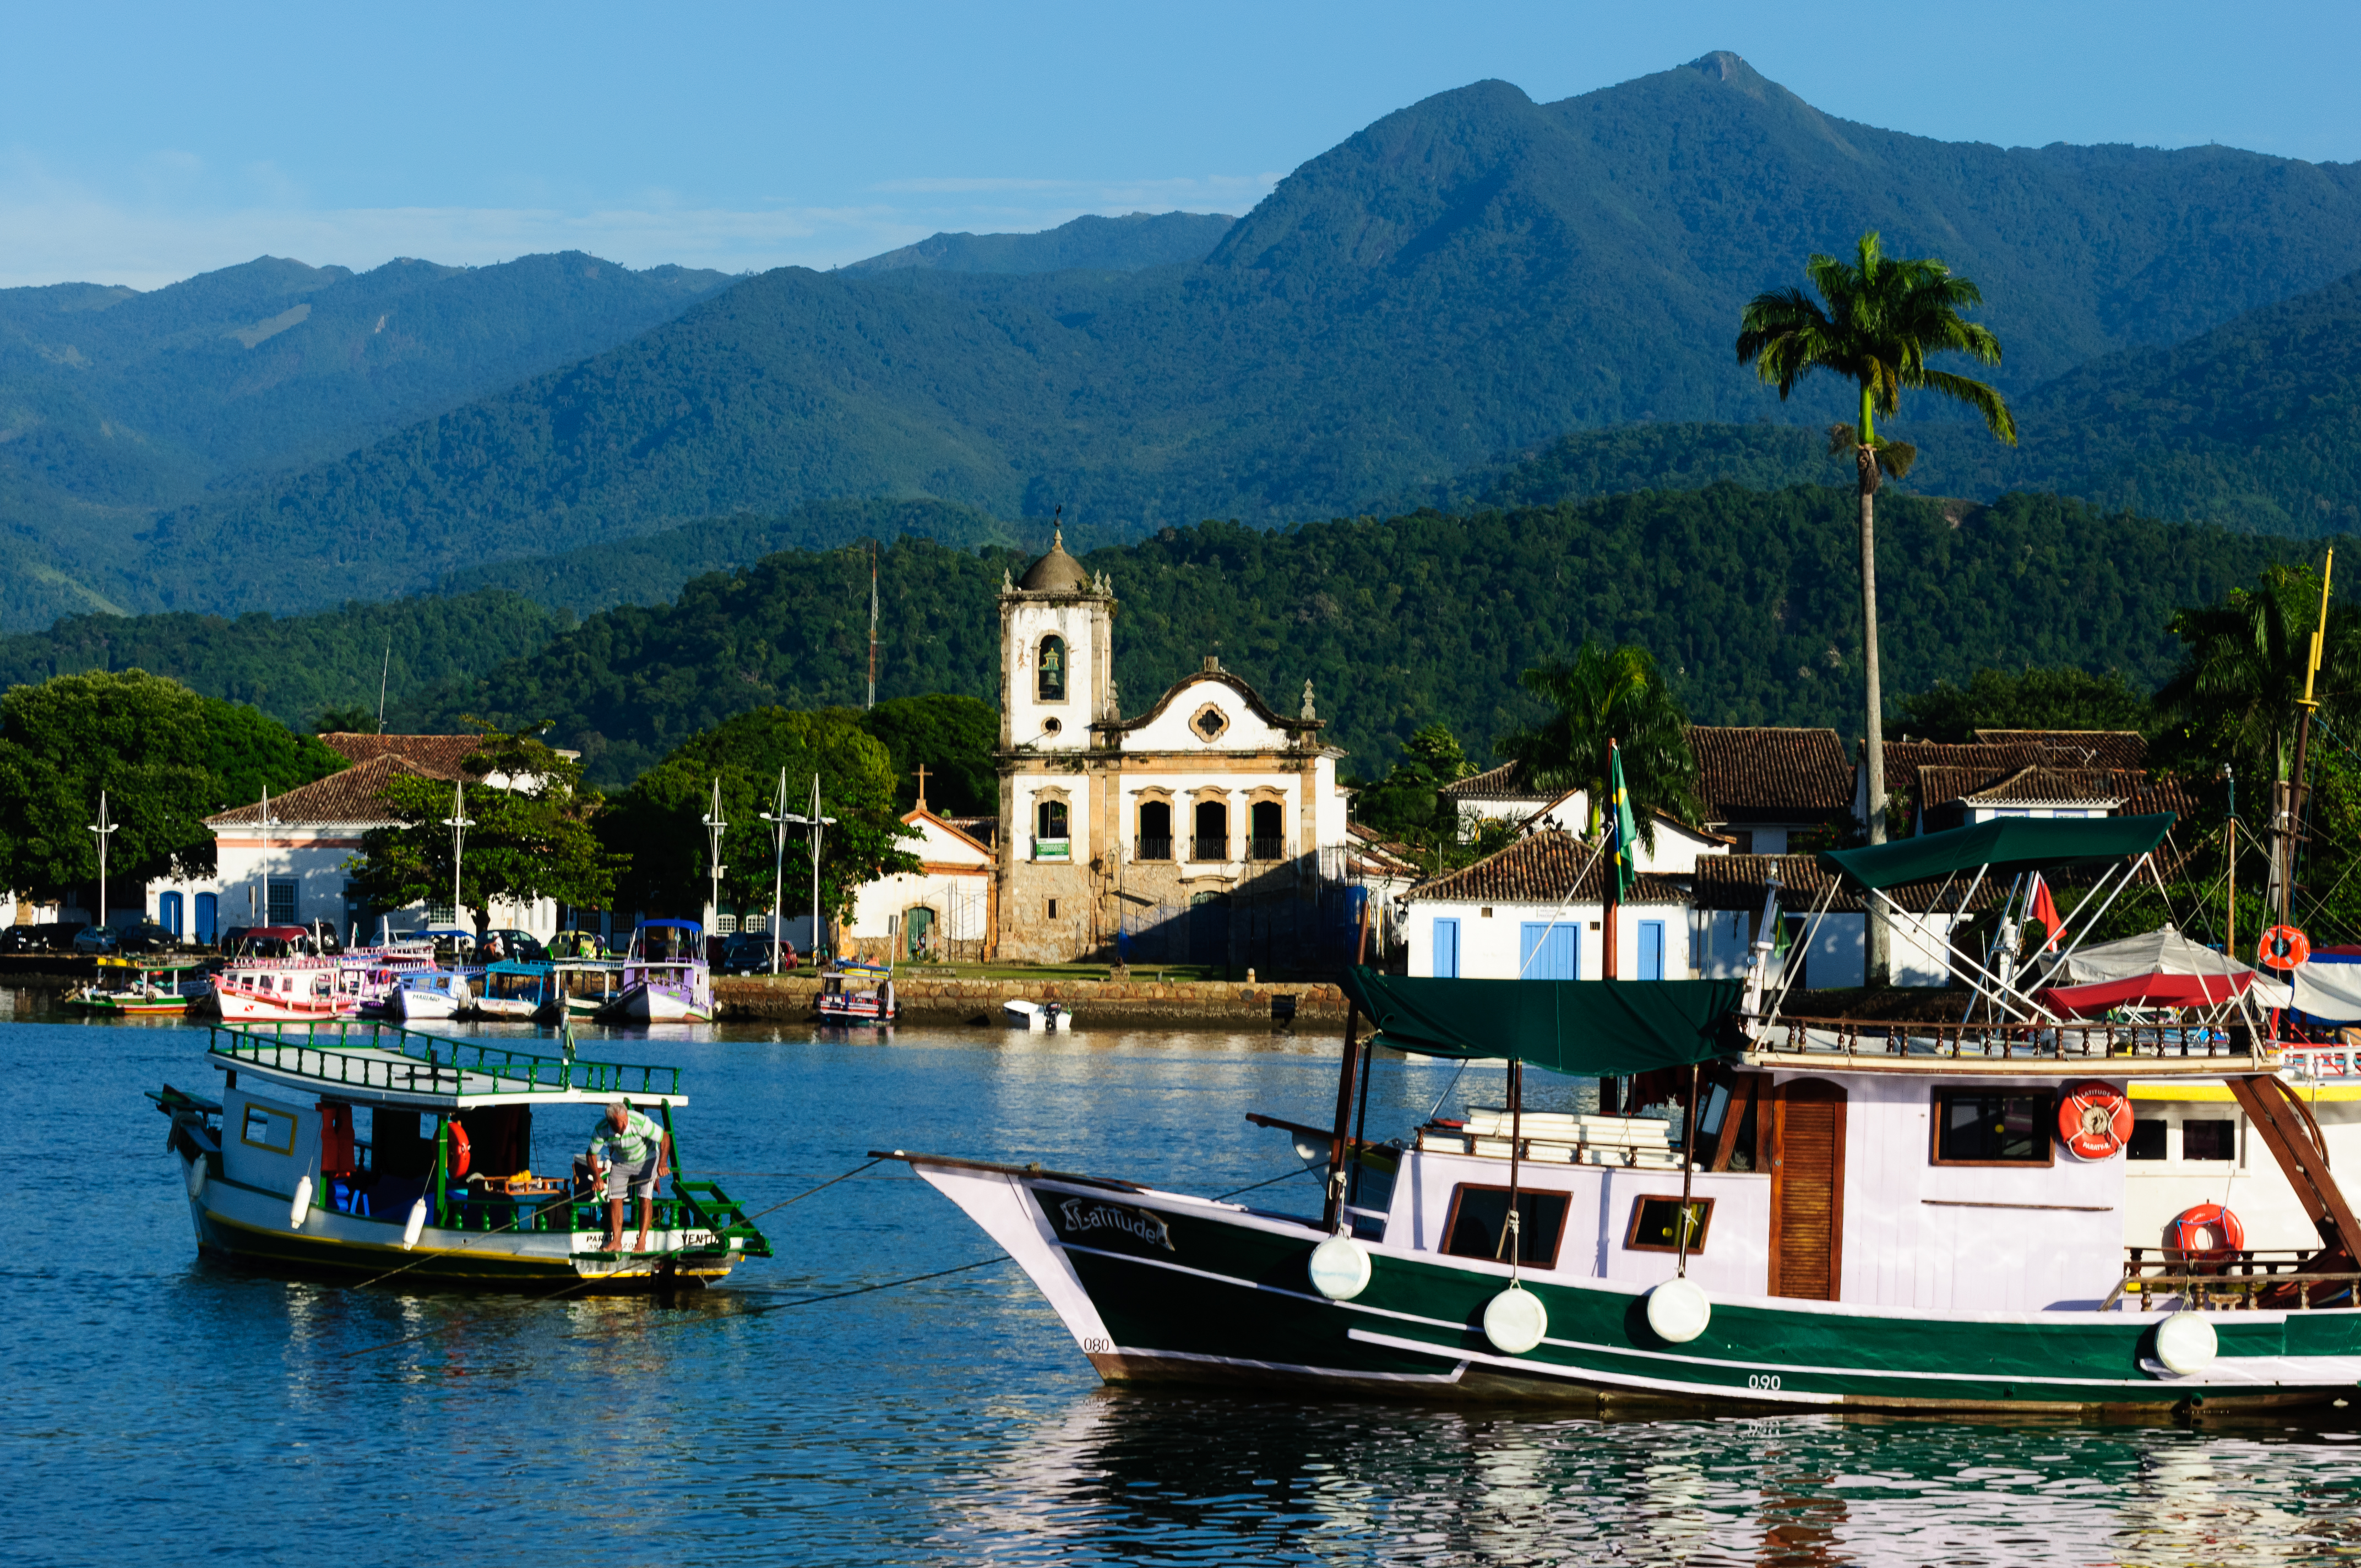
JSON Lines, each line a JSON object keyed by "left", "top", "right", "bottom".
{"left": 193, "top": 892, "right": 217, "bottom": 945}
{"left": 1432, "top": 918, "right": 1460, "bottom": 978}
{"left": 157, "top": 891, "right": 183, "bottom": 939}
{"left": 1520, "top": 922, "right": 1577, "bottom": 980}
{"left": 1638, "top": 919, "right": 1666, "bottom": 981}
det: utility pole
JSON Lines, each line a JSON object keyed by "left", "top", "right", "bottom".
{"left": 780, "top": 775, "right": 837, "bottom": 961}
{"left": 443, "top": 781, "right": 475, "bottom": 933}
{"left": 759, "top": 768, "right": 792, "bottom": 974}
{"left": 703, "top": 778, "right": 730, "bottom": 937}
{"left": 2283, "top": 550, "right": 2335, "bottom": 934}
{"left": 88, "top": 791, "right": 117, "bottom": 932}
{"left": 867, "top": 541, "right": 879, "bottom": 710}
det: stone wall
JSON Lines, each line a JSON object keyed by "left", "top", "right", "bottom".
{"left": 714, "top": 972, "right": 1351, "bottom": 1027}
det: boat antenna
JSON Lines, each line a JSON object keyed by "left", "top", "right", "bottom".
{"left": 376, "top": 644, "right": 390, "bottom": 732}
{"left": 867, "top": 541, "right": 879, "bottom": 711}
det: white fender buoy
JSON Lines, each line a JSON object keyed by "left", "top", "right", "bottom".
{"left": 288, "top": 1175, "right": 313, "bottom": 1229}
{"left": 1308, "top": 1234, "right": 1372, "bottom": 1300}
{"left": 1646, "top": 1277, "right": 1712, "bottom": 1343}
{"left": 2156, "top": 1310, "right": 2219, "bottom": 1375}
{"left": 1483, "top": 1286, "right": 1549, "bottom": 1354}
{"left": 401, "top": 1197, "right": 428, "bottom": 1251}
{"left": 184, "top": 1157, "right": 207, "bottom": 1200}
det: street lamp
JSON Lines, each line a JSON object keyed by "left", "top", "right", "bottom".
{"left": 766, "top": 774, "right": 836, "bottom": 963}
{"left": 443, "top": 780, "right": 475, "bottom": 933}
{"left": 703, "top": 777, "right": 729, "bottom": 941}
{"left": 88, "top": 791, "right": 117, "bottom": 932}
{"left": 757, "top": 768, "right": 791, "bottom": 974}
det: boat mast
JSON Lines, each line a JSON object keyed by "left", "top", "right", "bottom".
{"left": 2282, "top": 550, "right": 2333, "bottom": 934}
{"left": 867, "top": 540, "right": 879, "bottom": 711}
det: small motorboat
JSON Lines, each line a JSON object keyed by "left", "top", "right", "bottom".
{"left": 546, "top": 960, "right": 624, "bottom": 1021}
{"left": 1001, "top": 998, "right": 1074, "bottom": 1032}
{"left": 818, "top": 961, "right": 897, "bottom": 1024}
{"left": 391, "top": 969, "right": 470, "bottom": 1022}
{"left": 600, "top": 920, "right": 714, "bottom": 1024}
{"left": 475, "top": 960, "right": 554, "bottom": 1020}
{"left": 65, "top": 957, "right": 208, "bottom": 1016}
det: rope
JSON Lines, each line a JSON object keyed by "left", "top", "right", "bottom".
{"left": 1212, "top": 1163, "right": 1320, "bottom": 1201}
{"left": 581, "top": 1255, "right": 1018, "bottom": 1341}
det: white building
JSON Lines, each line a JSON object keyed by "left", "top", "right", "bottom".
{"left": 993, "top": 532, "right": 1356, "bottom": 965}
{"left": 842, "top": 798, "right": 995, "bottom": 963}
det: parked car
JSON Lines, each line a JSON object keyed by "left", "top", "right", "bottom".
{"left": 479, "top": 928, "right": 547, "bottom": 963}
{"left": 72, "top": 925, "right": 120, "bottom": 955}
{"left": 0, "top": 925, "right": 48, "bottom": 955}
{"left": 717, "top": 933, "right": 785, "bottom": 973}
{"left": 113, "top": 921, "right": 182, "bottom": 954}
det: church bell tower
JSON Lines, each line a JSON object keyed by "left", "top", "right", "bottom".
{"left": 999, "top": 529, "right": 1116, "bottom": 753}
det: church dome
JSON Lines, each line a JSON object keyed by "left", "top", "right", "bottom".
{"left": 1018, "top": 529, "right": 1093, "bottom": 592}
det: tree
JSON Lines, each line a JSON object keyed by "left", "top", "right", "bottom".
{"left": 313, "top": 704, "right": 379, "bottom": 735}
{"left": 1899, "top": 667, "right": 2152, "bottom": 743}
{"left": 599, "top": 707, "right": 920, "bottom": 925}
{"left": 1351, "top": 722, "right": 1475, "bottom": 849}
{"left": 1496, "top": 642, "right": 1701, "bottom": 846}
{"left": 346, "top": 726, "right": 623, "bottom": 935}
{"left": 2155, "top": 563, "right": 2361, "bottom": 792}
{"left": 860, "top": 694, "right": 998, "bottom": 815}
{"left": 0, "top": 669, "right": 341, "bottom": 901}
{"left": 1737, "top": 230, "right": 2017, "bottom": 982}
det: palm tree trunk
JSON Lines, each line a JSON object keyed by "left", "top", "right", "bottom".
{"left": 1857, "top": 400, "right": 1891, "bottom": 988}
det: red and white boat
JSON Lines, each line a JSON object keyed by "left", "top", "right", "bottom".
{"left": 209, "top": 958, "right": 362, "bottom": 1022}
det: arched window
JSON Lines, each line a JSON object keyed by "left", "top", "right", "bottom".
{"left": 1192, "top": 799, "right": 1228, "bottom": 862}
{"left": 1136, "top": 800, "right": 1172, "bottom": 860}
{"left": 1249, "top": 801, "right": 1285, "bottom": 860}
{"left": 1036, "top": 798, "right": 1069, "bottom": 852}
{"left": 1038, "top": 635, "right": 1067, "bottom": 702}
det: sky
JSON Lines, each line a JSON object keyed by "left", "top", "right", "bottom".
{"left": 7, "top": 0, "right": 2361, "bottom": 291}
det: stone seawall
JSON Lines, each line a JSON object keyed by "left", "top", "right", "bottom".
{"left": 714, "top": 974, "right": 1351, "bottom": 1027}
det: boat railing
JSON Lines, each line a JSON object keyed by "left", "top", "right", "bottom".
{"left": 1759, "top": 1016, "right": 2265, "bottom": 1063}
{"left": 206, "top": 1017, "right": 682, "bottom": 1097}
{"left": 434, "top": 1180, "right": 770, "bottom": 1255}
{"left": 2102, "top": 1246, "right": 2361, "bottom": 1311}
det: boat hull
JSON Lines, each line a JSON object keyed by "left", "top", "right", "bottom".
{"left": 912, "top": 1158, "right": 2361, "bottom": 1413}
{"left": 391, "top": 988, "right": 460, "bottom": 1022}
{"left": 471, "top": 998, "right": 542, "bottom": 1020}
{"left": 215, "top": 993, "right": 355, "bottom": 1023}
{"left": 606, "top": 983, "right": 711, "bottom": 1024}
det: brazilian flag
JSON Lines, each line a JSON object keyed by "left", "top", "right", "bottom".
{"left": 1609, "top": 741, "right": 1638, "bottom": 900}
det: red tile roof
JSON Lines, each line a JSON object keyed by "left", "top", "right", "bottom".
{"left": 1687, "top": 726, "right": 1854, "bottom": 817}
{"left": 205, "top": 753, "right": 443, "bottom": 828}
{"left": 1973, "top": 729, "right": 2147, "bottom": 770}
{"left": 1437, "top": 760, "right": 1549, "bottom": 802}
{"left": 320, "top": 733, "right": 490, "bottom": 777}
{"left": 1407, "top": 829, "right": 1687, "bottom": 905}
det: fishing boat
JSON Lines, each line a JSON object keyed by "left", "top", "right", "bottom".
{"left": 818, "top": 960, "right": 897, "bottom": 1024}
{"left": 64, "top": 956, "right": 208, "bottom": 1016}
{"left": 150, "top": 1016, "right": 772, "bottom": 1287}
{"left": 601, "top": 920, "right": 713, "bottom": 1024}
{"left": 548, "top": 960, "right": 624, "bottom": 1021}
{"left": 391, "top": 970, "right": 471, "bottom": 1022}
{"left": 888, "top": 815, "right": 2361, "bottom": 1413}
{"left": 475, "top": 960, "right": 555, "bottom": 1020}
{"left": 1002, "top": 998, "right": 1073, "bottom": 1032}
{"left": 212, "top": 957, "right": 362, "bottom": 1023}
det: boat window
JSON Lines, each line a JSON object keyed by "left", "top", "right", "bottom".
{"left": 2184, "top": 1119, "right": 2236, "bottom": 1161}
{"left": 241, "top": 1104, "right": 297, "bottom": 1155}
{"left": 1932, "top": 1088, "right": 2055, "bottom": 1166}
{"left": 2127, "top": 1119, "right": 2167, "bottom": 1161}
{"left": 1625, "top": 1195, "right": 1714, "bottom": 1254}
{"left": 1441, "top": 1184, "right": 1568, "bottom": 1268}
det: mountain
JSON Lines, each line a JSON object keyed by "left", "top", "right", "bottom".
{"left": 28, "top": 51, "right": 2361, "bottom": 625}
{"left": 379, "top": 486, "right": 2320, "bottom": 788}
{"left": 840, "top": 211, "right": 1236, "bottom": 275}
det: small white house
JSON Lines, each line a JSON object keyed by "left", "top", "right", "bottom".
{"left": 844, "top": 804, "right": 995, "bottom": 963}
{"left": 1405, "top": 827, "right": 1726, "bottom": 982}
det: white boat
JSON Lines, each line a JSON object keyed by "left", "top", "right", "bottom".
{"left": 819, "top": 961, "right": 897, "bottom": 1025}
{"left": 600, "top": 920, "right": 713, "bottom": 1024}
{"left": 212, "top": 958, "right": 361, "bottom": 1023}
{"left": 391, "top": 970, "right": 470, "bottom": 1021}
{"left": 1001, "top": 998, "right": 1074, "bottom": 1032}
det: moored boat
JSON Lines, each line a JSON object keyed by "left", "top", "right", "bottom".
{"left": 475, "top": 960, "right": 555, "bottom": 1020}
{"left": 152, "top": 1016, "right": 772, "bottom": 1287}
{"left": 212, "top": 957, "right": 362, "bottom": 1023}
{"left": 64, "top": 956, "right": 208, "bottom": 1016}
{"left": 1001, "top": 998, "right": 1071, "bottom": 1032}
{"left": 600, "top": 920, "right": 713, "bottom": 1024}
{"left": 819, "top": 961, "right": 897, "bottom": 1024}
{"left": 390, "top": 969, "right": 470, "bottom": 1022}
{"left": 890, "top": 815, "right": 2361, "bottom": 1413}
{"left": 547, "top": 960, "right": 624, "bottom": 1021}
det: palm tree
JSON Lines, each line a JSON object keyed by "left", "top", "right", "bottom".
{"left": 1498, "top": 641, "right": 1702, "bottom": 848}
{"left": 1736, "top": 230, "right": 2017, "bottom": 983}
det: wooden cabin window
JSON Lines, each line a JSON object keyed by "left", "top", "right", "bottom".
{"left": 1625, "top": 1195, "right": 1714, "bottom": 1254}
{"left": 2183, "top": 1119, "right": 2236, "bottom": 1161}
{"left": 2127, "top": 1119, "right": 2167, "bottom": 1161}
{"left": 1440, "top": 1184, "right": 1568, "bottom": 1268}
{"left": 241, "top": 1104, "right": 297, "bottom": 1155}
{"left": 1932, "top": 1088, "right": 2055, "bottom": 1166}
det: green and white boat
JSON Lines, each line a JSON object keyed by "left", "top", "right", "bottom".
{"left": 154, "top": 1017, "right": 772, "bottom": 1288}
{"left": 67, "top": 956, "right": 206, "bottom": 1015}
{"left": 893, "top": 815, "right": 2361, "bottom": 1413}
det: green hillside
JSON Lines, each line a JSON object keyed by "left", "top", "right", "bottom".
{"left": 839, "top": 211, "right": 1236, "bottom": 275}
{"left": 50, "top": 53, "right": 2361, "bottom": 624}
{"left": 382, "top": 485, "right": 2324, "bottom": 788}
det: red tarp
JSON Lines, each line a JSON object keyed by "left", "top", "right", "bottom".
{"left": 2038, "top": 970, "right": 2255, "bottom": 1017}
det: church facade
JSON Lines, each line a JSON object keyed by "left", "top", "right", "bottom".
{"left": 992, "top": 534, "right": 1353, "bottom": 965}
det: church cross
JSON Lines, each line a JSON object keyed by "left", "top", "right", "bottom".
{"left": 913, "top": 764, "right": 931, "bottom": 812}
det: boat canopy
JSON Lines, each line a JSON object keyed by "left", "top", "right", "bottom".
{"left": 1815, "top": 813, "right": 2177, "bottom": 891}
{"left": 1341, "top": 968, "right": 1741, "bottom": 1075}
{"left": 2037, "top": 970, "right": 2254, "bottom": 1017}
{"left": 2054, "top": 924, "right": 2251, "bottom": 985}
{"left": 639, "top": 919, "right": 704, "bottom": 934}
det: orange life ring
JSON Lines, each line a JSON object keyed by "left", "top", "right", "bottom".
{"left": 2058, "top": 1080, "right": 2132, "bottom": 1159}
{"left": 2261, "top": 925, "right": 2311, "bottom": 971}
{"left": 2166, "top": 1202, "right": 2245, "bottom": 1262}
{"left": 446, "top": 1120, "right": 471, "bottom": 1180}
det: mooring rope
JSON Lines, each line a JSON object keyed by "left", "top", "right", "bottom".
{"left": 1212, "top": 1163, "right": 1321, "bottom": 1201}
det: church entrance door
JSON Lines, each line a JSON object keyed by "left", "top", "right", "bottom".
{"left": 1188, "top": 892, "right": 1231, "bottom": 970}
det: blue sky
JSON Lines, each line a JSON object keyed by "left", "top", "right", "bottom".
{"left": 6, "top": 0, "right": 2359, "bottom": 290}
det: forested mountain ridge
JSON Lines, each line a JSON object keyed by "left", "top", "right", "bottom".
{"left": 840, "top": 211, "right": 1236, "bottom": 275}
{"left": 36, "top": 52, "right": 2361, "bottom": 627}
{"left": 387, "top": 485, "right": 2327, "bottom": 788}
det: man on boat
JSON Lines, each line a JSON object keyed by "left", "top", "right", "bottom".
{"left": 586, "top": 1098, "right": 671, "bottom": 1253}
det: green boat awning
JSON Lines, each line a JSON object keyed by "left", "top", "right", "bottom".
{"left": 1814, "top": 813, "right": 2177, "bottom": 892}
{"left": 1341, "top": 967, "right": 1741, "bottom": 1076}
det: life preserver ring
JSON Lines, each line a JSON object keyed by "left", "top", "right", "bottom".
{"left": 2058, "top": 1080, "right": 2132, "bottom": 1159}
{"left": 2166, "top": 1202, "right": 2244, "bottom": 1262}
{"left": 2261, "top": 925, "right": 2311, "bottom": 971}
{"left": 446, "top": 1120, "right": 471, "bottom": 1180}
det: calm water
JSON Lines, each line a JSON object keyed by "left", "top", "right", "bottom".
{"left": 12, "top": 993, "right": 2361, "bottom": 1566}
